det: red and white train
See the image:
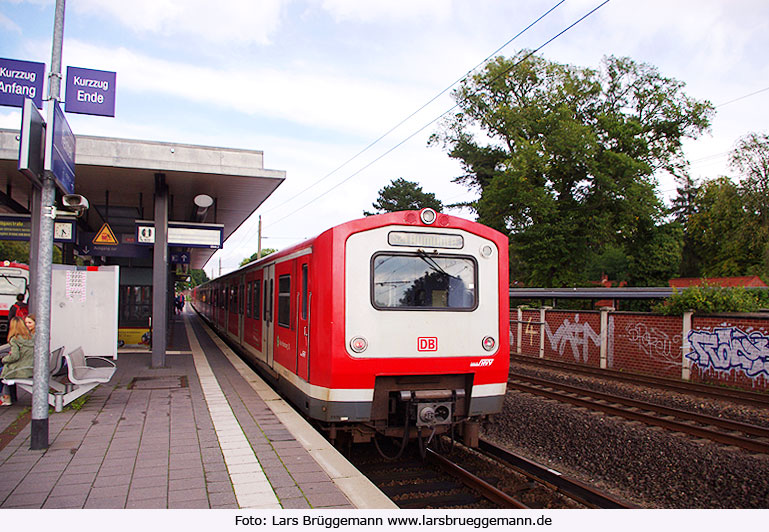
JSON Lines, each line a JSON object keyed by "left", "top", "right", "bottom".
{"left": 191, "top": 209, "right": 509, "bottom": 449}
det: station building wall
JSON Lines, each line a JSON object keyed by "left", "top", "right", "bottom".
{"left": 511, "top": 308, "right": 769, "bottom": 393}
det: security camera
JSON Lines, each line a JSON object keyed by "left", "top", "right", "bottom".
{"left": 61, "top": 194, "right": 89, "bottom": 216}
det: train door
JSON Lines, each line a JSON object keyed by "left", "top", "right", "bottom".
{"left": 249, "top": 270, "right": 264, "bottom": 359}
{"left": 216, "top": 283, "right": 224, "bottom": 328}
{"left": 262, "top": 264, "right": 275, "bottom": 368}
{"left": 228, "top": 282, "right": 238, "bottom": 337}
{"left": 297, "top": 257, "right": 310, "bottom": 382}
{"left": 274, "top": 260, "right": 297, "bottom": 374}
{"left": 238, "top": 277, "right": 245, "bottom": 345}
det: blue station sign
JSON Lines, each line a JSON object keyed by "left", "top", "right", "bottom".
{"left": 0, "top": 57, "right": 45, "bottom": 108}
{"left": 65, "top": 66, "right": 116, "bottom": 117}
{"left": 44, "top": 100, "right": 76, "bottom": 195}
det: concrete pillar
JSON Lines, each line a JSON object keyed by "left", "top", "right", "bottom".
{"left": 151, "top": 173, "right": 168, "bottom": 368}
{"left": 516, "top": 306, "right": 523, "bottom": 355}
{"left": 539, "top": 307, "right": 551, "bottom": 358}
{"left": 599, "top": 307, "right": 614, "bottom": 369}
{"left": 682, "top": 311, "right": 693, "bottom": 381}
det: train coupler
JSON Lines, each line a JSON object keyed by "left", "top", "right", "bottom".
{"left": 399, "top": 389, "right": 465, "bottom": 427}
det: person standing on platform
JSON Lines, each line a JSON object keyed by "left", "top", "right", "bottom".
{"left": 0, "top": 317, "right": 35, "bottom": 406}
{"left": 8, "top": 294, "right": 28, "bottom": 321}
{"left": 24, "top": 314, "right": 36, "bottom": 336}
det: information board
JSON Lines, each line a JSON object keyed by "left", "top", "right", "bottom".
{"left": 43, "top": 100, "right": 76, "bottom": 194}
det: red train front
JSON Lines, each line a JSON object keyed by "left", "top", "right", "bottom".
{"left": 192, "top": 209, "right": 509, "bottom": 448}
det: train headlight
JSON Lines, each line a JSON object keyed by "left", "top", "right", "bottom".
{"left": 350, "top": 336, "right": 368, "bottom": 353}
{"left": 482, "top": 336, "right": 496, "bottom": 351}
{"left": 420, "top": 208, "right": 437, "bottom": 225}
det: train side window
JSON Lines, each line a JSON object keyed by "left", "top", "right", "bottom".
{"left": 246, "top": 282, "right": 252, "bottom": 318}
{"left": 263, "top": 279, "right": 270, "bottom": 322}
{"left": 253, "top": 281, "right": 261, "bottom": 320}
{"left": 301, "top": 264, "right": 308, "bottom": 320}
{"left": 269, "top": 279, "right": 274, "bottom": 322}
{"left": 239, "top": 284, "right": 245, "bottom": 315}
{"left": 277, "top": 274, "right": 291, "bottom": 328}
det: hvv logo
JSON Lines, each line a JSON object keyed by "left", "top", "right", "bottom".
{"left": 417, "top": 337, "right": 438, "bottom": 352}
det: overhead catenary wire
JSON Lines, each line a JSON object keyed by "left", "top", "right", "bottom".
{"left": 715, "top": 86, "right": 769, "bottom": 108}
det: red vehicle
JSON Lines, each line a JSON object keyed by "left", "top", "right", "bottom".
{"left": 192, "top": 209, "right": 509, "bottom": 451}
{"left": 0, "top": 261, "right": 29, "bottom": 340}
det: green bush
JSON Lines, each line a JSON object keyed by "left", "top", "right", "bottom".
{"left": 653, "top": 284, "right": 765, "bottom": 315}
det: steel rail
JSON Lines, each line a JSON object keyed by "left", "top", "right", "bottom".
{"left": 510, "top": 354, "right": 769, "bottom": 407}
{"left": 477, "top": 439, "right": 632, "bottom": 509}
{"left": 508, "top": 378, "right": 769, "bottom": 454}
{"left": 425, "top": 449, "right": 529, "bottom": 509}
{"left": 517, "top": 373, "right": 769, "bottom": 439}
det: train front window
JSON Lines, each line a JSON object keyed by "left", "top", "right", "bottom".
{"left": 372, "top": 252, "right": 477, "bottom": 310}
{"left": 0, "top": 275, "right": 27, "bottom": 296}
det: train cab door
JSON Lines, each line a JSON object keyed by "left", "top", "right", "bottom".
{"left": 297, "top": 257, "right": 310, "bottom": 382}
{"left": 262, "top": 264, "right": 275, "bottom": 368}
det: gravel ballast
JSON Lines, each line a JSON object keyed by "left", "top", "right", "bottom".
{"left": 483, "top": 363, "right": 769, "bottom": 508}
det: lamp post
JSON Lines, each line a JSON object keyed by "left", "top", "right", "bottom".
{"left": 30, "top": 0, "right": 66, "bottom": 451}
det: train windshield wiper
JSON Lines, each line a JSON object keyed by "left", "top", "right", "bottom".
{"left": 416, "top": 249, "right": 456, "bottom": 279}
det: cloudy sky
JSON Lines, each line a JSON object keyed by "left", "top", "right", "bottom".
{"left": 1, "top": 0, "right": 768, "bottom": 278}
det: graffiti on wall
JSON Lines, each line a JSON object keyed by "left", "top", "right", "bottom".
{"left": 624, "top": 322, "right": 681, "bottom": 369}
{"left": 544, "top": 315, "right": 600, "bottom": 363}
{"left": 687, "top": 327, "right": 769, "bottom": 378}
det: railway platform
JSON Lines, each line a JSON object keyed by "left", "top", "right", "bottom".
{"left": 0, "top": 309, "right": 395, "bottom": 509}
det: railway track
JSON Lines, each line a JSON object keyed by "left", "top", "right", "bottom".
{"left": 476, "top": 439, "right": 631, "bottom": 508}
{"left": 507, "top": 372, "right": 769, "bottom": 454}
{"left": 353, "top": 443, "right": 525, "bottom": 509}
{"left": 510, "top": 353, "right": 769, "bottom": 408}
{"left": 351, "top": 438, "right": 626, "bottom": 509}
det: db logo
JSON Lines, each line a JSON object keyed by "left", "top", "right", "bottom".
{"left": 417, "top": 337, "right": 438, "bottom": 352}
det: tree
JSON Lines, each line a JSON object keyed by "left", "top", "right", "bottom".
{"left": 670, "top": 175, "right": 702, "bottom": 277}
{"left": 730, "top": 132, "right": 769, "bottom": 275}
{"left": 686, "top": 177, "right": 760, "bottom": 277}
{"left": 189, "top": 268, "right": 209, "bottom": 287}
{"left": 431, "top": 52, "right": 713, "bottom": 286}
{"left": 0, "top": 241, "right": 63, "bottom": 265}
{"left": 240, "top": 248, "right": 276, "bottom": 266}
{"left": 364, "top": 178, "right": 443, "bottom": 216}
{"left": 730, "top": 132, "right": 769, "bottom": 218}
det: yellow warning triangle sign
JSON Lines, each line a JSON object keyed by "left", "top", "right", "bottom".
{"left": 93, "top": 223, "right": 119, "bottom": 245}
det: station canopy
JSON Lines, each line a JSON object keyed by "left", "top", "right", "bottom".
{"left": 0, "top": 129, "right": 285, "bottom": 269}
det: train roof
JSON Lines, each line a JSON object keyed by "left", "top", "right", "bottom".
{"left": 206, "top": 210, "right": 506, "bottom": 283}
{"left": 0, "top": 261, "right": 29, "bottom": 270}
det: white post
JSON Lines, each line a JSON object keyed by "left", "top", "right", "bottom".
{"left": 682, "top": 311, "right": 693, "bottom": 381}
{"left": 516, "top": 306, "right": 523, "bottom": 355}
{"left": 539, "top": 307, "right": 551, "bottom": 358}
{"left": 599, "top": 307, "right": 613, "bottom": 369}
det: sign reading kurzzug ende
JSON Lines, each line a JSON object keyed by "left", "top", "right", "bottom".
{"left": 65, "top": 66, "right": 116, "bottom": 117}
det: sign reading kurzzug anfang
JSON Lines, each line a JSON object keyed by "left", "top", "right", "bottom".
{"left": 0, "top": 57, "right": 45, "bottom": 108}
